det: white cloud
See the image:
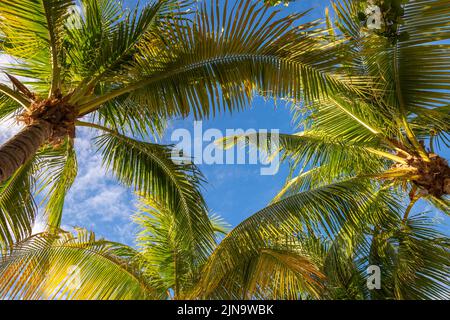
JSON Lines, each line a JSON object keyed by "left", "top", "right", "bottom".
{"left": 56, "top": 127, "right": 137, "bottom": 244}
{"left": 31, "top": 218, "right": 46, "bottom": 235}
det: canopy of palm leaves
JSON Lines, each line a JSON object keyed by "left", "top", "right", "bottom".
{"left": 0, "top": 192, "right": 326, "bottom": 300}
{"left": 209, "top": 0, "right": 450, "bottom": 298}
{"left": 0, "top": 0, "right": 448, "bottom": 301}
{"left": 198, "top": 184, "right": 449, "bottom": 299}
{"left": 1, "top": 187, "right": 448, "bottom": 300}
{"left": 0, "top": 0, "right": 367, "bottom": 252}
{"left": 223, "top": 0, "right": 449, "bottom": 208}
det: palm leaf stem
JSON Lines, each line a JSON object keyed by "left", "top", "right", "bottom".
{"left": 392, "top": 48, "right": 429, "bottom": 161}
{"left": 0, "top": 84, "right": 30, "bottom": 109}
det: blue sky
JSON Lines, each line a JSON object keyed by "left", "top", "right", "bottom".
{"left": 0, "top": 0, "right": 447, "bottom": 246}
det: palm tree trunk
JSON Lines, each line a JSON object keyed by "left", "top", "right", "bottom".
{"left": 0, "top": 121, "right": 52, "bottom": 183}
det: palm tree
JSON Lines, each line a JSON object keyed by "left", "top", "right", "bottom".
{"left": 202, "top": 0, "right": 450, "bottom": 298}
{"left": 198, "top": 185, "right": 449, "bottom": 299}
{"left": 224, "top": 0, "right": 449, "bottom": 209}
{"left": 0, "top": 0, "right": 364, "bottom": 252}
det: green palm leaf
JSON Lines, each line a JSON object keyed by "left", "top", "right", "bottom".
{"left": 76, "top": 0, "right": 369, "bottom": 117}
{"left": 198, "top": 177, "right": 379, "bottom": 296}
{"left": 134, "top": 195, "right": 222, "bottom": 299}
{"left": 0, "top": 93, "right": 23, "bottom": 121}
{"left": 0, "top": 158, "right": 36, "bottom": 252}
{"left": 333, "top": 0, "right": 450, "bottom": 133}
{"left": 0, "top": 0, "right": 75, "bottom": 93}
{"left": 94, "top": 130, "right": 216, "bottom": 258}
{"left": 202, "top": 242, "right": 326, "bottom": 300}
{"left": 0, "top": 228, "right": 157, "bottom": 299}
{"left": 37, "top": 139, "right": 77, "bottom": 230}
{"left": 66, "top": 0, "right": 189, "bottom": 93}
{"left": 366, "top": 214, "right": 450, "bottom": 300}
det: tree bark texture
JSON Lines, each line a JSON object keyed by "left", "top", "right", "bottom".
{"left": 0, "top": 121, "right": 52, "bottom": 183}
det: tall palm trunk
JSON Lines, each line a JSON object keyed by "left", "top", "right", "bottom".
{"left": 0, "top": 121, "right": 52, "bottom": 183}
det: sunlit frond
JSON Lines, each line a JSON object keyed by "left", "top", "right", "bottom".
{"left": 92, "top": 96, "right": 167, "bottom": 140}
{"left": 134, "top": 195, "right": 220, "bottom": 299}
{"left": 65, "top": 0, "right": 190, "bottom": 90}
{"left": 37, "top": 139, "right": 77, "bottom": 229}
{"left": 202, "top": 241, "right": 326, "bottom": 300}
{"left": 0, "top": 228, "right": 157, "bottom": 299}
{"left": 0, "top": 94, "right": 22, "bottom": 121}
{"left": 0, "top": 157, "right": 36, "bottom": 252}
{"left": 0, "top": 0, "right": 75, "bottom": 92}
{"left": 366, "top": 214, "right": 450, "bottom": 300}
{"left": 332, "top": 0, "right": 450, "bottom": 127}
{"left": 198, "top": 178, "right": 380, "bottom": 296}
{"left": 77, "top": 0, "right": 370, "bottom": 117}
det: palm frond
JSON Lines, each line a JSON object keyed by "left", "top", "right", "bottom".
{"left": 410, "top": 105, "right": 450, "bottom": 146}
{"left": 0, "top": 93, "right": 22, "bottom": 121}
{"left": 220, "top": 126, "right": 390, "bottom": 196}
{"left": 95, "top": 131, "right": 216, "bottom": 259}
{"left": 134, "top": 195, "right": 220, "bottom": 298}
{"left": 200, "top": 185, "right": 407, "bottom": 300}
{"left": 367, "top": 214, "right": 450, "bottom": 300}
{"left": 77, "top": 0, "right": 370, "bottom": 117}
{"left": 201, "top": 241, "right": 326, "bottom": 300}
{"left": 37, "top": 139, "right": 77, "bottom": 229}
{"left": 0, "top": 228, "right": 158, "bottom": 299}
{"left": 332, "top": 0, "right": 450, "bottom": 127}
{"left": 198, "top": 177, "right": 381, "bottom": 296}
{"left": 92, "top": 95, "right": 167, "bottom": 140}
{"left": 425, "top": 196, "right": 450, "bottom": 215}
{"left": 0, "top": 0, "right": 74, "bottom": 92}
{"left": 65, "top": 0, "right": 193, "bottom": 100}
{"left": 0, "top": 158, "right": 36, "bottom": 252}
